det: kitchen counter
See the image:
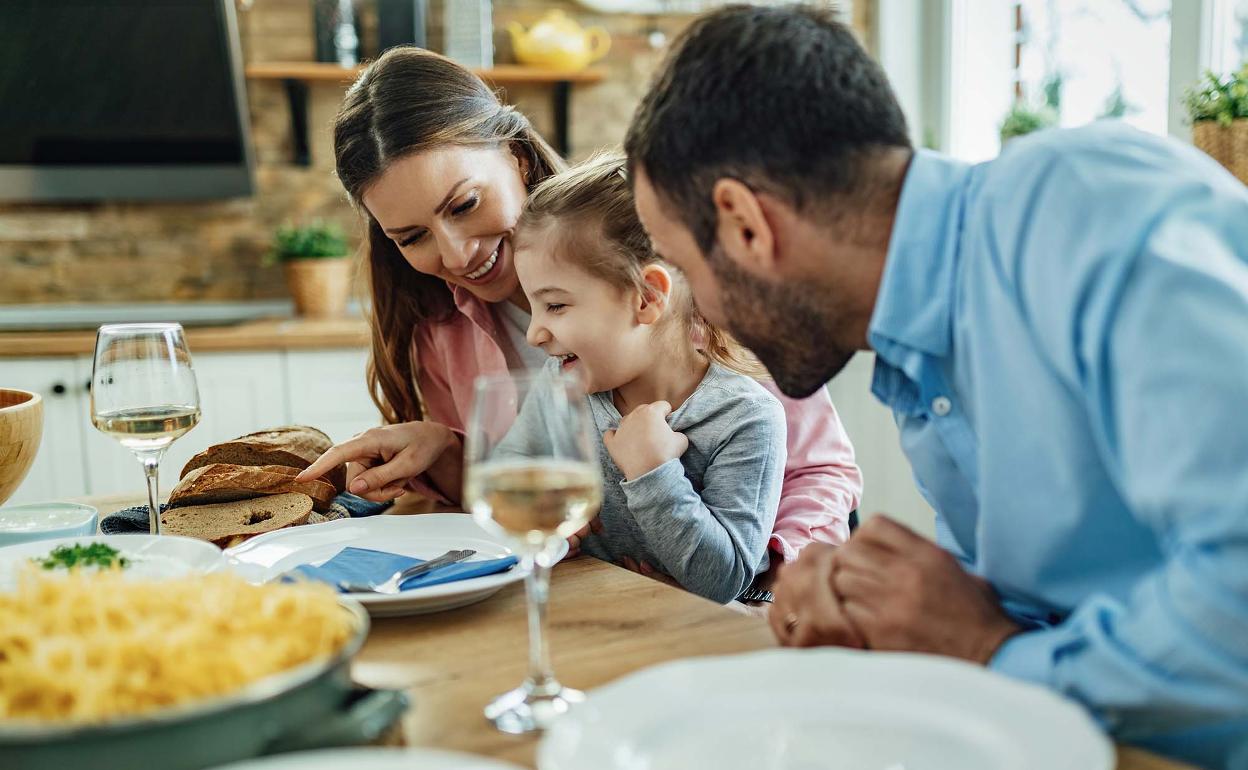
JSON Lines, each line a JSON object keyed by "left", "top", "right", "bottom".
{"left": 0, "top": 317, "right": 369, "bottom": 357}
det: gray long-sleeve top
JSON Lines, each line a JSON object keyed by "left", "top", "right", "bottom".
{"left": 498, "top": 359, "right": 786, "bottom": 603}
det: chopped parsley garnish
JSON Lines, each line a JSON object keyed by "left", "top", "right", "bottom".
{"left": 35, "top": 543, "right": 129, "bottom": 571}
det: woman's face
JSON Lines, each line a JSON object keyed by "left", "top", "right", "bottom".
{"left": 362, "top": 145, "right": 529, "bottom": 304}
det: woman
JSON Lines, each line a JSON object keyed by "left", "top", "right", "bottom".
{"left": 298, "top": 46, "right": 862, "bottom": 580}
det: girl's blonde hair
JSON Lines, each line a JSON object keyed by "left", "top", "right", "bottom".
{"left": 519, "top": 153, "right": 763, "bottom": 377}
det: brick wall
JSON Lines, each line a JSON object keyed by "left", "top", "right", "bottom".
{"left": 0, "top": 0, "right": 858, "bottom": 306}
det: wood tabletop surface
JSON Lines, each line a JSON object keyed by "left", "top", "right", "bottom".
{"left": 76, "top": 493, "right": 1195, "bottom": 770}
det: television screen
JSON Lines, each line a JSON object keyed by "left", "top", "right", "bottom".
{"left": 0, "top": 0, "right": 254, "bottom": 201}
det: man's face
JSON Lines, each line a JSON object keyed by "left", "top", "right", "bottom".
{"left": 632, "top": 167, "right": 855, "bottom": 399}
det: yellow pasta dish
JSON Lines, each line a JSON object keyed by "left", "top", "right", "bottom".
{"left": 0, "top": 570, "right": 356, "bottom": 723}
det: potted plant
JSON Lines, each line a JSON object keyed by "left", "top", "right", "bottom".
{"left": 268, "top": 220, "right": 353, "bottom": 319}
{"left": 1185, "top": 64, "right": 1248, "bottom": 185}
{"left": 999, "top": 102, "right": 1058, "bottom": 144}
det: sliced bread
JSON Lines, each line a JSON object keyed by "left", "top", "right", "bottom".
{"left": 160, "top": 492, "right": 314, "bottom": 547}
{"left": 179, "top": 425, "right": 345, "bottom": 494}
{"left": 169, "top": 463, "right": 337, "bottom": 512}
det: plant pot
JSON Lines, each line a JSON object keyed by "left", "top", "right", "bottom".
{"left": 283, "top": 257, "right": 353, "bottom": 319}
{"left": 1192, "top": 119, "right": 1248, "bottom": 186}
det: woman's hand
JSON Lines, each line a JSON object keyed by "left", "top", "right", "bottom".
{"left": 296, "top": 421, "right": 462, "bottom": 503}
{"left": 620, "top": 556, "right": 682, "bottom": 588}
{"left": 602, "top": 401, "right": 689, "bottom": 481}
{"left": 565, "top": 516, "right": 604, "bottom": 558}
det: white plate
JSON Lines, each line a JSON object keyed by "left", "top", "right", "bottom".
{"left": 223, "top": 514, "right": 560, "bottom": 617}
{"left": 0, "top": 501, "right": 98, "bottom": 547}
{"left": 538, "top": 649, "right": 1114, "bottom": 770}
{"left": 0, "top": 534, "right": 224, "bottom": 591}
{"left": 211, "top": 747, "right": 526, "bottom": 770}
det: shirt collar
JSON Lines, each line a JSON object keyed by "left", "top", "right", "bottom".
{"left": 451, "top": 282, "right": 501, "bottom": 334}
{"left": 868, "top": 149, "right": 972, "bottom": 360}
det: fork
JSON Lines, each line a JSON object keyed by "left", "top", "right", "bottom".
{"left": 338, "top": 549, "right": 477, "bottom": 594}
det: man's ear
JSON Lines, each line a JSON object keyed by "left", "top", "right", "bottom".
{"left": 635, "top": 264, "right": 674, "bottom": 326}
{"left": 711, "top": 178, "right": 776, "bottom": 275}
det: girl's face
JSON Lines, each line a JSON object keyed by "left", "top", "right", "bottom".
{"left": 515, "top": 235, "right": 656, "bottom": 395}
{"left": 362, "top": 145, "right": 529, "bottom": 304}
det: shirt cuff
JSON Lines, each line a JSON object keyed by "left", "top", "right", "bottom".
{"left": 768, "top": 534, "right": 798, "bottom": 563}
{"left": 618, "top": 458, "right": 686, "bottom": 508}
{"left": 989, "top": 628, "right": 1056, "bottom": 689}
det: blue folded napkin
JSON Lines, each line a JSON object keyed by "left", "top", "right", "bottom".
{"left": 292, "top": 547, "right": 519, "bottom": 592}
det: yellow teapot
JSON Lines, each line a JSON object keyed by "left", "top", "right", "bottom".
{"left": 507, "top": 10, "right": 610, "bottom": 72}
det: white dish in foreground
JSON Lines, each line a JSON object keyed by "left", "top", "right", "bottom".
{"left": 211, "top": 747, "right": 525, "bottom": 770}
{"left": 223, "top": 514, "right": 561, "bottom": 617}
{"left": 539, "top": 648, "right": 1113, "bottom": 770}
{"left": 0, "top": 534, "right": 224, "bottom": 591}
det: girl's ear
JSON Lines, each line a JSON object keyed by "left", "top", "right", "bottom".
{"left": 635, "top": 264, "right": 673, "bottom": 326}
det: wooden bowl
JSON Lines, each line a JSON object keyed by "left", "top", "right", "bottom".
{"left": 0, "top": 389, "right": 43, "bottom": 507}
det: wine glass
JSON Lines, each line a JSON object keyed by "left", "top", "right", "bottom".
{"left": 463, "top": 367, "right": 603, "bottom": 734}
{"left": 90, "top": 323, "right": 201, "bottom": 535}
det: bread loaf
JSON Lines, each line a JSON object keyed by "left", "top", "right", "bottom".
{"left": 160, "top": 493, "right": 314, "bottom": 547}
{"left": 169, "top": 463, "right": 336, "bottom": 512}
{"left": 180, "top": 425, "right": 345, "bottom": 494}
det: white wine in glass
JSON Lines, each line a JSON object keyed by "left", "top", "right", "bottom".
{"left": 464, "top": 368, "right": 602, "bottom": 734}
{"left": 470, "top": 460, "right": 600, "bottom": 547}
{"left": 91, "top": 323, "right": 201, "bottom": 535}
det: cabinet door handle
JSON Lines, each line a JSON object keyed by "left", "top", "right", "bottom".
{"left": 83, "top": 378, "right": 92, "bottom": 394}
{"left": 51, "top": 382, "right": 67, "bottom": 396}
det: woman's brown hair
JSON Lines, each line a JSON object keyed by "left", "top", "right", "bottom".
{"left": 333, "top": 46, "right": 565, "bottom": 424}
{"left": 518, "top": 153, "right": 763, "bottom": 377}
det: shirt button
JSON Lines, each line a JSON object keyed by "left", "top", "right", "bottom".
{"left": 931, "top": 396, "right": 953, "bottom": 417}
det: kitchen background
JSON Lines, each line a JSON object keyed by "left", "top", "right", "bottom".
{"left": 2, "top": 0, "right": 1246, "bottom": 533}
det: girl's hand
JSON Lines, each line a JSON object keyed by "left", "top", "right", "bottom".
{"left": 296, "top": 421, "right": 462, "bottom": 502}
{"left": 602, "top": 401, "right": 689, "bottom": 481}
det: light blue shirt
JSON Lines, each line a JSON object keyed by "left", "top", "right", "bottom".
{"left": 869, "top": 122, "right": 1248, "bottom": 769}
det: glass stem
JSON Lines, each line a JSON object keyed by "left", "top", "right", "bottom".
{"left": 523, "top": 547, "right": 557, "bottom": 695}
{"left": 139, "top": 451, "right": 163, "bottom": 535}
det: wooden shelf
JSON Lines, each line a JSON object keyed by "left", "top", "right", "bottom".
{"left": 245, "top": 61, "right": 605, "bottom": 85}
{"left": 244, "top": 61, "right": 604, "bottom": 162}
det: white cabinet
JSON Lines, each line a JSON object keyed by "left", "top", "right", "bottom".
{"left": 284, "top": 349, "right": 380, "bottom": 443}
{"left": 2, "top": 347, "right": 379, "bottom": 505}
{"left": 0, "top": 357, "right": 90, "bottom": 504}
{"left": 83, "top": 351, "right": 289, "bottom": 496}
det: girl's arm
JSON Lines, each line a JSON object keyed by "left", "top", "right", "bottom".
{"left": 618, "top": 396, "right": 787, "bottom": 604}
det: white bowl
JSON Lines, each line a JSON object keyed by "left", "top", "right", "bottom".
{"left": 0, "top": 502, "right": 98, "bottom": 547}
{"left": 0, "top": 534, "right": 224, "bottom": 593}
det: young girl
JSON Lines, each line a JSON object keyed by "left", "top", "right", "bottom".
{"left": 504, "top": 154, "right": 787, "bottom": 604}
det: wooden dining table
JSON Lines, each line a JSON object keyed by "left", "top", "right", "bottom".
{"left": 79, "top": 493, "right": 1195, "bottom": 770}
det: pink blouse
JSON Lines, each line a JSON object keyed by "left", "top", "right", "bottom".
{"left": 413, "top": 285, "right": 863, "bottom": 559}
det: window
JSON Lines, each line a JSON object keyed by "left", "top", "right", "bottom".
{"left": 1211, "top": 0, "right": 1248, "bottom": 73}
{"left": 1015, "top": 0, "right": 1171, "bottom": 136}
{"left": 928, "top": 0, "right": 1245, "bottom": 162}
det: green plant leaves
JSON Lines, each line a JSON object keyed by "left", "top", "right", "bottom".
{"left": 1184, "top": 63, "right": 1248, "bottom": 126}
{"left": 267, "top": 219, "right": 350, "bottom": 265}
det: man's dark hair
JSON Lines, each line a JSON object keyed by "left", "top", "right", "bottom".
{"left": 625, "top": 4, "right": 911, "bottom": 253}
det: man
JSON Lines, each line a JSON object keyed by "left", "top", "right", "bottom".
{"left": 624, "top": 6, "right": 1248, "bottom": 769}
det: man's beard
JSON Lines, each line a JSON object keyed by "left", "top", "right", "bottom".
{"left": 711, "top": 246, "right": 855, "bottom": 399}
